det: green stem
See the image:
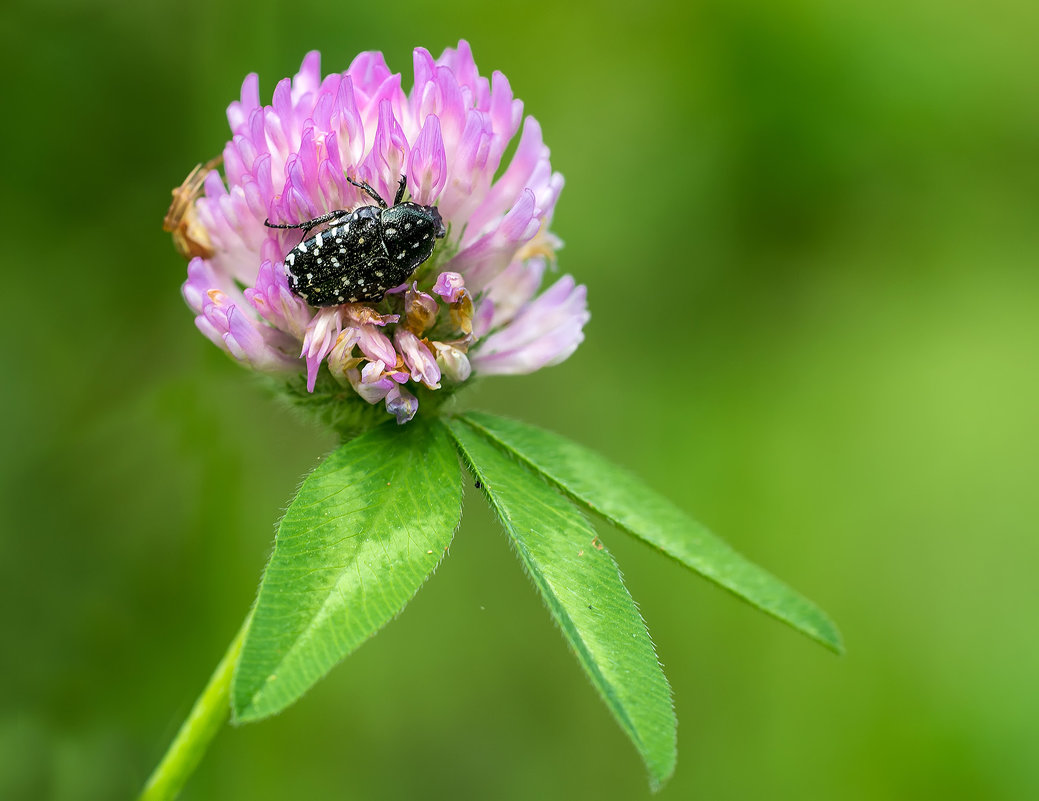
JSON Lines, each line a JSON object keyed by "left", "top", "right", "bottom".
{"left": 138, "top": 616, "right": 249, "bottom": 801}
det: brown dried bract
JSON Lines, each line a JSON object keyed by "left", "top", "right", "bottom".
{"left": 163, "top": 155, "right": 222, "bottom": 260}
{"left": 404, "top": 296, "right": 438, "bottom": 336}
{"left": 343, "top": 303, "right": 398, "bottom": 328}
{"left": 449, "top": 290, "right": 475, "bottom": 336}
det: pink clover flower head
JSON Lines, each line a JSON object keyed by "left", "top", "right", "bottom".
{"left": 172, "top": 42, "right": 588, "bottom": 424}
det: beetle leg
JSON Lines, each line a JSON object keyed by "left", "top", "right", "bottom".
{"left": 346, "top": 176, "right": 387, "bottom": 208}
{"left": 264, "top": 209, "right": 352, "bottom": 232}
{"left": 393, "top": 174, "right": 408, "bottom": 206}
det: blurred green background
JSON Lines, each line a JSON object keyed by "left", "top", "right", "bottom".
{"left": 2, "top": 0, "right": 1037, "bottom": 798}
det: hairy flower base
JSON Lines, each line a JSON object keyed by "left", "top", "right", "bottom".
{"left": 175, "top": 42, "right": 589, "bottom": 425}
{"left": 274, "top": 368, "right": 461, "bottom": 440}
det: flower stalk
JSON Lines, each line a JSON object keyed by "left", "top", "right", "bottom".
{"left": 138, "top": 618, "right": 249, "bottom": 801}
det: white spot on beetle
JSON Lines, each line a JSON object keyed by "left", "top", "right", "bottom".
{"left": 385, "top": 227, "right": 397, "bottom": 237}
{"left": 358, "top": 237, "right": 365, "bottom": 245}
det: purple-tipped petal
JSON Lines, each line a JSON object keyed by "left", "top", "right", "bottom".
{"left": 472, "top": 275, "right": 589, "bottom": 376}
{"left": 225, "top": 305, "right": 298, "bottom": 372}
{"left": 347, "top": 360, "right": 397, "bottom": 404}
{"left": 480, "top": 257, "right": 547, "bottom": 332}
{"left": 245, "top": 258, "right": 311, "bottom": 340}
{"left": 346, "top": 51, "right": 394, "bottom": 104}
{"left": 437, "top": 109, "right": 493, "bottom": 219}
{"left": 395, "top": 329, "right": 441, "bottom": 389}
{"left": 472, "top": 296, "right": 496, "bottom": 340}
{"left": 468, "top": 116, "right": 550, "bottom": 237}
{"left": 359, "top": 99, "right": 409, "bottom": 202}
{"left": 193, "top": 283, "right": 297, "bottom": 373}
{"left": 385, "top": 384, "right": 419, "bottom": 424}
{"left": 292, "top": 51, "right": 323, "bottom": 102}
{"left": 432, "top": 271, "right": 466, "bottom": 303}
{"left": 436, "top": 40, "right": 481, "bottom": 101}
{"left": 332, "top": 76, "right": 365, "bottom": 165}
{"left": 412, "top": 48, "right": 437, "bottom": 96}
{"left": 407, "top": 115, "right": 447, "bottom": 205}
{"left": 301, "top": 308, "right": 345, "bottom": 391}
{"left": 356, "top": 324, "right": 398, "bottom": 367}
{"left": 446, "top": 188, "right": 541, "bottom": 291}
{"left": 227, "top": 73, "right": 260, "bottom": 135}
{"left": 327, "top": 327, "right": 362, "bottom": 382}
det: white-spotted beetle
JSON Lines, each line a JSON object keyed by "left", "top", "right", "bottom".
{"left": 265, "top": 175, "right": 445, "bottom": 306}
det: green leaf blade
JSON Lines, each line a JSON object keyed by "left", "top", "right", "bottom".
{"left": 446, "top": 418, "right": 677, "bottom": 789}
{"left": 232, "top": 418, "right": 462, "bottom": 722}
{"left": 460, "top": 411, "right": 843, "bottom": 654}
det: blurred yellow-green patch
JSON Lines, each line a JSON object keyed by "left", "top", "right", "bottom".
{"left": 1, "top": 0, "right": 1036, "bottom": 799}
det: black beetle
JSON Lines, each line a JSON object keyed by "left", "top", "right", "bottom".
{"left": 265, "top": 175, "right": 445, "bottom": 306}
